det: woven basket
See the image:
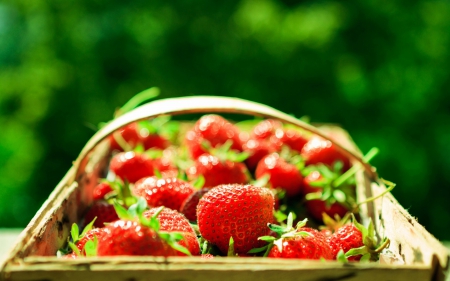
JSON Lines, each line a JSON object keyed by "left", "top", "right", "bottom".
{"left": 1, "top": 96, "right": 448, "bottom": 281}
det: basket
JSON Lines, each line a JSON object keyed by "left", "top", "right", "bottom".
{"left": 1, "top": 96, "right": 448, "bottom": 281}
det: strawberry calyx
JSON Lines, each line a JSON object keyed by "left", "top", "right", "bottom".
{"left": 113, "top": 197, "right": 192, "bottom": 256}
{"left": 249, "top": 213, "right": 311, "bottom": 257}
{"left": 100, "top": 178, "right": 137, "bottom": 208}
{"left": 207, "top": 140, "right": 250, "bottom": 163}
{"left": 342, "top": 214, "right": 390, "bottom": 262}
{"left": 303, "top": 147, "right": 380, "bottom": 211}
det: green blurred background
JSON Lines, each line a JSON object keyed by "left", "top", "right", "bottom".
{"left": 1, "top": 0, "right": 449, "bottom": 241}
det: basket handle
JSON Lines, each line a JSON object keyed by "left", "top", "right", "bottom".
{"left": 72, "top": 96, "right": 378, "bottom": 180}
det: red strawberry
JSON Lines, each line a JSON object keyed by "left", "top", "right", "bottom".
{"left": 242, "top": 138, "right": 278, "bottom": 172}
{"left": 255, "top": 153, "right": 303, "bottom": 197}
{"left": 328, "top": 224, "right": 363, "bottom": 261}
{"left": 132, "top": 176, "right": 195, "bottom": 211}
{"left": 179, "top": 188, "right": 211, "bottom": 221}
{"left": 92, "top": 182, "right": 113, "bottom": 201}
{"left": 108, "top": 122, "right": 141, "bottom": 152}
{"left": 185, "top": 114, "right": 243, "bottom": 159}
{"left": 329, "top": 215, "right": 390, "bottom": 262}
{"left": 197, "top": 184, "right": 274, "bottom": 255}
{"left": 186, "top": 153, "right": 249, "bottom": 188}
{"left": 252, "top": 216, "right": 333, "bottom": 260}
{"left": 272, "top": 128, "right": 309, "bottom": 153}
{"left": 76, "top": 227, "right": 108, "bottom": 255}
{"left": 267, "top": 226, "right": 333, "bottom": 260}
{"left": 109, "top": 122, "right": 169, "bottom": 152}
{"left": 301, "top": 136, "right": 351, "bottom": 172}
{"left": 97, "top": 219, "right": 178, "bottom": 256}
{"left": 302, "top": 170, "right": 354, "bottom": 222}
{"left": 97, "top": 198, "right": 192, "bottom": 257}
{"left": 110, "top": 151, "right": 175, "bottom": 184}
{"left": 84, "top": 201, "right": 119, "bottom": 228}
{"left": 251, "top": 119, "right": 283, "bottom": 140}
{"left": 144, "top": 207, "right": 200, "bottom": 256}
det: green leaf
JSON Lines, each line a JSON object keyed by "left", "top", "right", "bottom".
{"left": 80, "top": 217, "right": 97, "bottom": 238}
{"left": 248, "top": 245, "right": 268, "bottom": 254}
{"left": 193, "top": 175, "right": 205, "bottom": 189}
{"left": 337, "top": 249, "right": 348, "bottom": 263}
{"left": 273, "top": 210, "right": 288, "bottom": 224}
{"left": 71, "top": 223, "right": 79, "bottom": 243}
{"left": 258, "top": 236, "right": 277, "bottom": 242}
{"left": 84, "top": 237, "right": 98, "bottom": 257}
{"left": 227, "top": 236, "right": 235, "bottom": 257}
{"left": 286, "top": 212, "right": 294, "bottom": 229}
{"left": 118, "top": 87, "right": 160, "bottom": 115}
{"left": 345, "top": 246, "right": 367, "bottom": 258}
{"left": 333, "top": 189, "right": 347, "bottom": 203}
{"left": 169, "top": 241, "right": 192, "bottom": 256}
{"left": 68, "top": 241, "right": 81, "bottom": 256}
{"left": 267, "top": 223, "right": 287, "bottom": 235}
{"left": 114, "top": 201, "right": 132, "bottom": 220}
{"left": 149, "top": 216, "right": 160, "bottom": 232}
{"left": 360, "top": 253, "right": 371, "bottom": 262}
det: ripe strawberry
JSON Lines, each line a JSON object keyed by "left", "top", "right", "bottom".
{"left": 255, "top": 152, "right": 303, "bottom": 197}
{"left": 329, "top": 224, "right": 363, "bottom": 261}
{"left": 251, "top": 215, "right": 332, "bottom": 260}
{"left": 242, "top": 138, "right": 278, "bottom": 172}
{"left": 251, "top": 119, "right": 283, "bottom": 140}
{"left": 302, "top": 169, "right": 355, "bottom": 222}
{"left": 185, "top": 114, "right": 243, "bottom": 159}
{"left": 108, "top": 122, "right": 141, "bottom": 152}
{"left": 272, "top": 128, "right": 309, "bottom": 153}
{"left": 267, "top": 226, "right": 333, "bottom": 259}
{"left": 109, "top": 121, "right": 170, "bottom": 152}
{"left": 180, "top": 188, "right": 211, "bottom": 221}
{"left": 110, "top": 151, "right": 175, "bottom": 184}
{"left": 197, "top": 184, "right": 274, "bottom": 255}
{"left": 75, "top": 227, "right": 108, "bottom": 255}
{"left": 97, "top": 219, "right": 178, "bottom": 256}
{"left": 301, "top": 136, "right": 351, "bottom": 172}
{"left": 92, "top": 182, "right": 113, "bottom": 201}
{"left": 186, "top": 153, "right": 249, "bottom": 188}
{"left": 329, "top": 215, "right": 391, "bottom": 262}
{"left": 132, "top": 176, "right": 195, "bottom": 211}
{"left": 84, "top": 201, "right": 119, "bottom": 228}
{"left": 97, "top": 198, "right": 192, "bottom": 256}
{"left": 144, "top": 207, "right": 200, "bottom": 256}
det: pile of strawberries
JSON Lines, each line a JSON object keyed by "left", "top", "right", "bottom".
{"left": 59, "top": 110, "right": 390, "bottom": 262}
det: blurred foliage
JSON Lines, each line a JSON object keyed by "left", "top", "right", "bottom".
{"left": 0, "top": 0, "right": 449, "bottom": 240}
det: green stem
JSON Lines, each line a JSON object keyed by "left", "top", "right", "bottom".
{"left": 333, "top": 147, "right": 379, "bottom": 188}
{"left": 356, "top": 179, "right": 396, "bottom": 206}
{"left": 115, "top": 87, "right": 160, "bottom": 117}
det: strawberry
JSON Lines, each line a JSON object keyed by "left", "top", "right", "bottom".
{"left": 255, "top": 152, "right": 303, "bottom": 197}
{"left": 144, "top": 207, "right": 200, "bottom": 256}
{"left": 242, "top": 138, "right": 278, "bottom": 172}
{"left": 97, "top": 198, "right": 191, "bottom": 256}
{"left": 301, "top": 135, "right": 351, "bottom": 172}
{"left": 196, "top": 184, "right": 274, "bottom": 255}
{"left": 251, "top": 215, "right": 332, "bottom": 260}
{"left": 110, "top": 151, "right": 175, "bottom": 184}
{"left": 329, "top": 223, "right": 363, "bottom": 261}
{"left": 179, "top": 188, "right": 211, "bottom": 221}
{"left": 250, "top": 119, "right": 309, "bottom": 153}
{"left": 83, "top": 201, "right": 119, "bottom": 228}
{"left": 185, "top": 114, "right": 243, "bottom": 159}
{"left": 330, "top": 215, "right": 390, "bottom": 262}
{"left": 251, "top": 119, "right": 283, "bottom": 140}
{"left": 186, "top": 153, "right": 249, "bottom": 188}
{"left": 302, "top": 168, "right": 354, "bottom": 222}
{"left": 108, "top": 117, "right": 172, "bottom": 153}
{"left": 132, "top": 176, "right": 195, "bottom": 211}
{"left": 92, "top": 182, "right": 113, "bottom": 201}
{"left": 266, "top": 227, "right": 333, "bottom": 259}
{"left": 75, "top": 228, "right": 107, "bottom": 254}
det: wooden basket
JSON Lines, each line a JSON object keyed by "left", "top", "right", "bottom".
{"left": 1, "top": 96, "right": 448, "bottom": 281}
